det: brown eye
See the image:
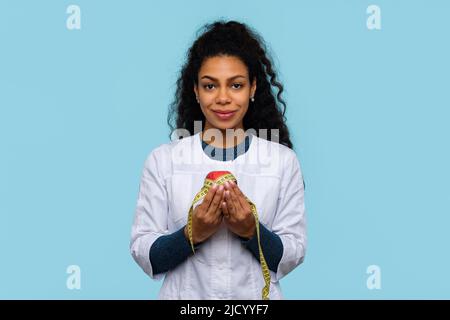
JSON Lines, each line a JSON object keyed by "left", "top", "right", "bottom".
{"left": 232, "top": 83, "right": 243, "bottom": 89}
{"left": 203, "top": 84, "right": 215, "bottom": 90}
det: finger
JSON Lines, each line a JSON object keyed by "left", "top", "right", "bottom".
{"left": 201, "top": 183, "right": 218, "bottom": 209}
{"left": 228, "top": 184, "right": 244, "bottom": 213}
{"left": 215, "top": 213, "right": 224, "bottom": 224}
{"left": 224, "top": 190, "right": 236, "bottom": 215}
{"left": 214, "top": 191, "right": 224, "bottom": 218}
{"left": 230, "top": 181, "right": 249, "bottom": 210}
{"left": 206, "top": 184, "right": 224, "bottom": 216}
{"left": 221, "top": 201, "right": 229, "bottom": 218}
{"left": 224, "top": 181, "right": 238, "bottom": 209}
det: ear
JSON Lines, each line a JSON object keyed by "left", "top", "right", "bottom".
{"left": 193, "top": 84, "right": 198, "bottom": 98}
{"left": 251, "top": 78, "right": 257, "bottom": 97}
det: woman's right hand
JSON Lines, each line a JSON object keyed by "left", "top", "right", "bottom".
{"left": 184, "top": 183, "right": 224, "bottom": 244}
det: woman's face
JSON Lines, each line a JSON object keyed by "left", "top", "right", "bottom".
{"left": 194, "top": 55, "right": 256, "bottom": 132}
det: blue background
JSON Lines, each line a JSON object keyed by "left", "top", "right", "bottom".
{"left": 1, "top": 0, "right": 449, "bottom": 299}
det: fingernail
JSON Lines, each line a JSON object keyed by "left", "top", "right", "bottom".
{"left": 219, "top": 185, "right": 224, "bottom": 191}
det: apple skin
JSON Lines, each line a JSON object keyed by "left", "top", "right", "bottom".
{"left": 206, "top": 171, "right": 231, "bottom": 180}
{"left": 205, "top": 171, "right": 237, "bottom": 185}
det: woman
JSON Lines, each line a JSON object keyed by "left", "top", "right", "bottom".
{"left": 130, "top": 20, "right": 307, "bottom": 299}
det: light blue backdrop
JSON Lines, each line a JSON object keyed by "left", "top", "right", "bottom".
{"left": 1, "top": 0, "right": 449, "bottom": 299}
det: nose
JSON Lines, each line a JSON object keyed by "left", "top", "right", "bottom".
{"left": 215, "top": 88, "right": 231, "bottom": 104}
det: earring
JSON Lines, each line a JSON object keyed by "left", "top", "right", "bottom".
{"left": 251, "top": 96, "right": 255, "bottom": 102}
{"left": 196, "top": 96, "right": 200, "bottom": 103}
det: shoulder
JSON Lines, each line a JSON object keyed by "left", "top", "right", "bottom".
{"left": 252, "top": 134, "right": 299, "bottom": 164}
{"left": 148, "top": 133, "right": 197, "bottom": 157}
{"left": 250, "top": 134, "right": 303, "bottom": 184}
{"left": 143, "top": 134, "right": 199, "bottom": 175}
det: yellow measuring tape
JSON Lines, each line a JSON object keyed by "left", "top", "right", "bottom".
{"left": 187, "top": 171, "right": 271, "bottom": 300}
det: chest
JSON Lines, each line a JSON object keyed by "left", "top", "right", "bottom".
{"left": 165, "top": 168, "right": 281, "bottom": 230}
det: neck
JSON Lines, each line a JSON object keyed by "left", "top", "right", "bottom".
{"left": 201, "top": 124, "right": 247, "bottom": 149}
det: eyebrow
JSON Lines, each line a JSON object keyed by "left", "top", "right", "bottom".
{"left": 200, "top": 75, "right": 246, "bottom": 81}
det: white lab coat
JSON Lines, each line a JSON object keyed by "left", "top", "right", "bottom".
{"left": 130, "top": 132, "right": 307, "bottom": 299}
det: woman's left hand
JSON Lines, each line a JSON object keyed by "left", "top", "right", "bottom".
{"left": 221, "top": 180, "right": 256, "bottom": 239}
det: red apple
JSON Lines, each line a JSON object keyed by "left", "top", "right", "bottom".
{"left": 206, "top": 171, "right": 232, "bottom": 181}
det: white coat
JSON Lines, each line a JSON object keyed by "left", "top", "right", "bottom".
{"left": 130, "top": 132, "right": 307, "bottom": 299}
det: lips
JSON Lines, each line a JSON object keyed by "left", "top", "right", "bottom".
{"left": 213, "top": 109, "right": 237, "bottom": 113}
{"left": 212, "top": 110, "right": 237, "bottom": 120}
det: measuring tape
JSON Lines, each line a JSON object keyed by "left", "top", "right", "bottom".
{"left": 187, "top": 171, "right": 271, "bottom": 300}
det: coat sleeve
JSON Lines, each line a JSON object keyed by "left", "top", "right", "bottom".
{"left": 130, "top": 148, "right": 169, "bottom": 280}
{"left": 271, "top": 149, "right": 307, "bottom": 281}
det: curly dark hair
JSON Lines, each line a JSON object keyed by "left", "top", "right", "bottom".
{"left": 167, "top": 19, "right": 293, "bottom": 149}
